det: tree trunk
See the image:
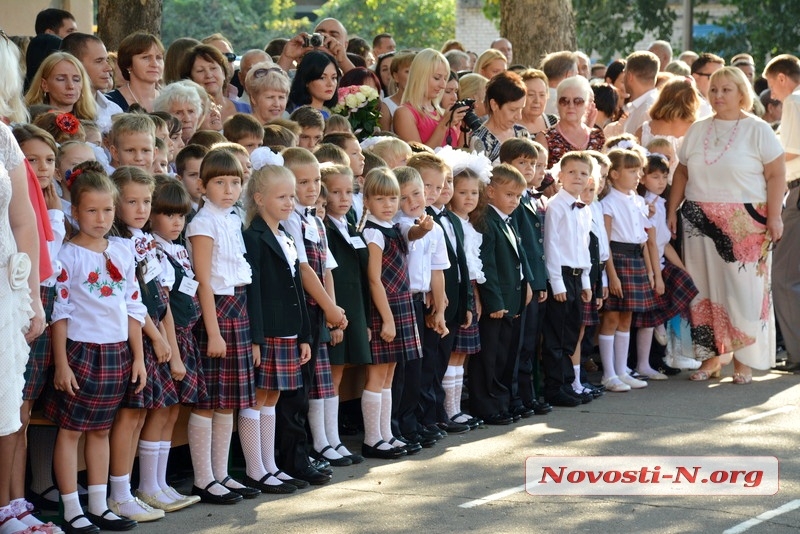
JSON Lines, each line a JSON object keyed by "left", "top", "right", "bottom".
{"left": 500, "top": 0, "right": 576, "bottom": 68}
{"left": 97, "top": 0, "right": 163, "bottom": 52}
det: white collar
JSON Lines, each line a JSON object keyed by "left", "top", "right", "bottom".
{"left": 366, "top": 213, "right": 393, "bottom": 228}
{"left": 628, "top": 87, "right": 658, "bottom": 109}
{"left": 201, "top": 197, "right": 236, "bottom": 216}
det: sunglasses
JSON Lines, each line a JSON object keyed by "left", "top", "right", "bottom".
{"left": 558, "top": 97, "right": 586, "bottom": 107}
{"left": 223, "top": 52, "right": 237, "bottom": 62}
{"left": 253, "top": 67, "right": 285, "bottom": 79}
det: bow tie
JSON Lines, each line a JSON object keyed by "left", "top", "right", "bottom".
{"left": 572, "top": 202, "right": 587, "bottom": 210}
{"left": 304, "top": 207, "right": 316, "bottom": 217}
{"left": 531, "top": 191, "right": 544, "bottom": 199}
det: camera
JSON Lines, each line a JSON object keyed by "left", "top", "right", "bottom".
{"left": 303, "top": 33, "right": 325, "bottom": 48}
{"left": 451, "top": 98, "right": 482, "bottom": 132}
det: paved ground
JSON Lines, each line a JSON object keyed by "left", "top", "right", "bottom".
{"left": 93, "top": 368, "right": 800, "bottom": 533}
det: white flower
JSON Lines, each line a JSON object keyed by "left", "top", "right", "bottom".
{"left": 359, "top": 85, "right": 379, "bottom": 100}
{"left": 345, "top": 93, "right": 360, "bottom": 109}
{"left": 250, "top": 147, "right": 284, "bottom": 171}
{"left": 8, "top": 252, "right": 31, "bottom": 291}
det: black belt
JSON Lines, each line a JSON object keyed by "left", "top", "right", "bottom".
{"left": 788, "top": 179, "right": 800, "bottom": 190}
{"left": 411, "top": 292, "right": 425, "bottom": 302}
{"left": 561, "top": 266, "right": 583, "bottom": 276}
{"left": 610, "top": 241, "right": 643, "bottom": 256}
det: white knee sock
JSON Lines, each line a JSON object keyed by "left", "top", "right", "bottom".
{"left": 361, "top": 390, "right": 390, "bottom": 450}
{"left": 614, "top": 331, "right": 631, "bottom": 377}
{"left": 443, "top": 365, "right": 457, "bottom": 419}
{"left": 572, "top": 364, "right": 583, "bottom": 392}
{"left": 454, "top": 366, "right": 466, "bottom": 414}
{"left": 136, "top": 440, "right": 161, "bottom": 496}
{"left": 380, "top": 388, "right": 403, "bottom": 446}
{"left": 259, "top": 405, "right": 281, "bottom": 476}
{"left": 238, "top": 408, "right": 266, "bottom": 480}
{"left": 636, "top": 327, "right": 656, "bottom": 373}
{"left": 324, "top": 396, "right": 351, "bottom": 456}
{"left": 187, "top": 413, "right": 226, "bottom": 496}
{"left": 309, "top": 399, "right": 342, "bottom": 459}
{"left": 598, "top": 334, "right": 616, "bottom": 380}
{"left": 211, "top": 412, "right": 243, "bottom": 488}
{"left": 157, "top": 441, "right": 171, "bottom": 492}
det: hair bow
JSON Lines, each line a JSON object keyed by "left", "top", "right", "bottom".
{"left": 250, "top": 146, "right": 284, "bottom": 171}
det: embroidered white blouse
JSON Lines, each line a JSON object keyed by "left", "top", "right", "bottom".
{"left": 455, "top": 214, "right": 486, "bottom": 284}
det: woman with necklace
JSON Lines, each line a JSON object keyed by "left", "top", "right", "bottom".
{"left": 469, "top": 71, "right": 529, "bottom": 162}
{"left": 106, "top": 32, "right": 164, "bottom": 112}
{"left": 667, "top": 67, "right": 785, "bottom": 385}
{"left": 535, "top": 76, "right": 604, "bottom": 169}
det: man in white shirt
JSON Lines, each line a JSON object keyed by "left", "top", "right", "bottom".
{"left": 540, "top": 51, "right": 578, "bottom": 116}
{"left": 623, "top": 51, "right": 660, "bottom": 135}
{"left": 764, "top": 54, "right": 800, "bottom": 373}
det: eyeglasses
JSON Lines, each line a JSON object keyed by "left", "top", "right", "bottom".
{"left": 253, "top": 67, "right": 285, "bottom": 79}
{"left": 223, "top": 52, "right": 237, "bottom": 62}
{"left": 694, "top": 72, "right": 714, "bottom": 78}
{"left": 558, "top": 97, "right": 585, "bottom": 107}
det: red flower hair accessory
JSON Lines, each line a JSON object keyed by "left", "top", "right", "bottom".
{"left": 104, "top": 252, "right": 124, "bottom": 282}
{"left": 55, "top": 113, "right": 80, "bottom": 135}
{"left": 64, "top": 168, "right": 83, "bottom": 188}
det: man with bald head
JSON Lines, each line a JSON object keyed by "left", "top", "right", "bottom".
{"left": 490, "top": 38, "right": 513, "bottom": 64}
{"left": 278, "top": 18, "right": 355, "bottom": 74}
{"left": 238, "top": 49, "right": 272, "bottom": 104}
{"left": 648, "top": 40, "right": 672, "bottom": 72}
{"left": 315, "top": 18, "right": 347, "bottom": 46}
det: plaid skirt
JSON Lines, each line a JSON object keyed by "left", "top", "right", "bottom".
{"left": 194, "top": 287, "right": 255, "bottom": 409}
{"left": 309, "top": 343, "right": 335, "bottom": 399}
{"left": 255, "top": 336, "right": 301, "bottom": 391}
{"left": 604, "top": 252, "right": 658, "bottom": 312}
{"left": 24, "top": 286, "right": 55, "bottom": 401}
{"left": 634, "top": 262, "right": 699, "bottom": 328}
{"left": 44, "top": 340, "right": 129, "bottom": 431}
{"left": 174, "top": 325, "right": 207, "bottom": 404}
{"left": 582, "top": 297, "right": 600, "bottom": 326}
{"left": 453, "top": 287, "right": 480, "bottom": 354}
{"left": 370, "top": 291, "right": 422, "bottom": 364}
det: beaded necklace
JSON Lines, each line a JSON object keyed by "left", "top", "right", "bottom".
{"left": 703, "top": 116, "right": 740, "bottom": 165}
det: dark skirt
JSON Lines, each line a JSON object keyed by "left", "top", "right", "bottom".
{"left": 255, "top": 336, "right": 302, "bottom": 391}
{"left": 604, "top": 251, "right": 658, "bottom": 312}
{"left": 24, "top": 286, "right": 55, "bottom": 401}
{"left": 175, "top": 325, "right": 207, "bottom": 404}
{"left": 452, "top": 287, "right": 480, "bottom": 354}
{"left": 327, "top": 286, "right": 371, "bottom": 366}
{"left": 194, "top": 287, "right": 256, "bottom": 410}
{"left": 369, "top": 291, "right": 422, "bottom": 364}
{"left": 44, "top": 340, "right": 130, "bottom": 431}
{"left": 309, "top": 343, "right": 335, "bottom": 399}
{"left": 634, "top": 262, "right": 699, "bottom": 328}
{"left": 581, "top": 297, "right": 600, "bottom": 326}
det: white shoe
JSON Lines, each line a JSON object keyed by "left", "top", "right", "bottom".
{"left": 618, "top": 373, "right": 648, "bottom": 389}
{"left": 601, "top": 376, "right": 631, "bottom": 392}
{"left": 667, "top": 355, "right": 701, "bottom": 370}
{"left": 636, "top": 369, "right": 668, "bottom": 380}
{"left": 108, "top": 496, "right": 165, "bottom": 522}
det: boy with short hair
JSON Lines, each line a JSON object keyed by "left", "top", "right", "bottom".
{"left": 152, "top": 136, "right": 169, "bottom": 174}
{"left": 175, "top": 144, "right": 209, "bottom": 215}
{"left": 222, "top": 113, "right": 264, "bottom": 153}
{"left": 109, "top": 113, "right": 156, "bottom": 171}
{"left": 541, "top": 151, "right": 594, "bottom": 407}
{"left": 290, "top": 105, "right": 326, "bottom": 150}
{"left": 499, "top": 138, "right": 552, "bottom": 417}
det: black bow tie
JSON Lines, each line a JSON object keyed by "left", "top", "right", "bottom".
{"left": 531, "top": 191, "right": 544, "bottom": 199}
{"left": 304, "top": 207, "right": 316, "bottom": 217}
{"left": 572, "top": 202, "right": 586, "bottom": 210}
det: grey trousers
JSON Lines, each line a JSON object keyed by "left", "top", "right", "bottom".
{"left": 772, "top": 186, "right": 800, "bottom": 363}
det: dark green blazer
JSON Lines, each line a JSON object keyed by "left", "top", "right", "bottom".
{"left": 478, "top": 206, "right": 525, "bottom": 317}
{"left": 512, "top": 194, "right": 548, "bottom": 292}
{"left": 427, "top": 207, "right": 473, "bottom": 324}
{"left": 243, "top": 215, "right": 311, "bottom": 344}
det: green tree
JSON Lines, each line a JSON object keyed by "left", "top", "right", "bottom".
{"left": 314, "top": 0, "right": 455, "bottom": 50}
{"left": 694, "top": 0, "right": 800, "bottom": 63}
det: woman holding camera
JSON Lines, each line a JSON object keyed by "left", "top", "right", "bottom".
{"left": 394, "top": 48, "right": 467, "bottom": 148}
{"left": 470, "top": 71, "right": 529, "bottom": 162}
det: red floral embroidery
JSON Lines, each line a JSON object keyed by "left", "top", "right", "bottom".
{"left": 132, "top": 290, "right": 139, "bottom": 300}
{"left": 60, "top": 288, "right": 68, "bottom": 299}
{"left": 87, "top": 271, "right": 99, "bottom": 284}
{"left": 56, "top": 268, "right": 68, "bottom": 282}
{"left": 100, "top": 285, "right": 113, "bottom": 297}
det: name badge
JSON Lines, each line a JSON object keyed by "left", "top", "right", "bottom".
{"left": 350, "top": 236, "right": 367, "bottom": 249}
{"left": 142, "top": 256, "right": 162, "bottom": 284}
{"left": 304, "top": 223, "right": 320, "bottom": 243}
{"left": 178, "top": 276, "right": 199, "bottom": 296}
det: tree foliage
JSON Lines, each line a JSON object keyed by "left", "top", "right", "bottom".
{"left": 694, "top": 0, "right": 800, "bottom": 63}
{"left": 161, "top": 0, "right": 310, "bottom": 51}
{"left": 314, "top": 0, "right": 455, "bottom": 50}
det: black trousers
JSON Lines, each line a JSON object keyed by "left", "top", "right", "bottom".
{"left": 417, "top": 316, "right": 457, "bottom": 426}
{"left": 541, "top": 275, "right": 583, "bottom": 398}
{"left": 468, "top": 314, "right": 514, "bottom": 418}
{"left": 509, "top": 298, "right": 544, "bottom": 407}
{"left": 391, "top": 299, "right": 424, "bottom": 436}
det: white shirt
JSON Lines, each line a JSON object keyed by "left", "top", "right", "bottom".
{"left": 545, "top": 87, "right": 559, "bottom": 116}
{"left": 154, "top": 234, "right": 185, "bottom": 290}
{"left": 52, "top": 240, "right": 147, "bottom": 343}
{"left": 362, "top": 214, "right": 398, "bottom": 250}
{"left": 329, "top": 214, "right": 351, "bottom": 243}
{"left": 589, "top": 200, "right": 610, "bottom": 287}
{"left": 276, "top": 229, "right": 299, "bottom": 277}
{"left": 394, "top": 213, "right": 450, "bottom": 293}
{"left": 644, "top": 192, "right": 670, "bottom": 269}
{"left": 780, "top": 87, "right": 800, "bottom": 181}
{"left": 601, "top": 187, "right": 651, "bottom": 244}
{"left": 455, "top": 214, "right": 486, "bottom": 284}
{"left": 624, "top": 88, "right": 658, "bottom": 135}
{"left": 284, "top": 207, "right": 337, "bottom": 268}
{"left": 543, "top": 188, "right": 592, "bottom": 293}
{"left": 42, "top": 209, "right": 66, "bottom": 287}
{"left": 186, "top": 198, "right": 252, "bottom": 295}
{"left": 96, "top": 90, "right": 124, "bottom": 134}
{"left": 351, "top": 192, "right": 364, "bottom": 224}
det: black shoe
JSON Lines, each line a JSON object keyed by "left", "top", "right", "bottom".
{"left": 562, "top": 385, "right": 592, "bottom": 404}
{"left": 450, "top": 413, "right": 481, "bottom": 429}
{"left": 62, "top": 514, "right": 101, "bottom": 534}
{"left": 512, "top": 405, "right": 536, "bottom": 419}
{"left": 191, "top": 481, "right": 244, "bottom": 504}
{"left": 312, "top": 446, "right": 353, "bottom": 467}
{"left": 85, "top": 510, "right": 137, "bottom": 531}
{"left": 581, "top": 383, "right": 604, "bottom": 398}
{"left": 333, "top": 443, "right": 365, "bottom": 464}
{"left": 389, "top": 436, "right": 422, "bottom": 455}
{"left": 310, "top": 459, "right": 333, "bottom": 475}
{"left": 776, "top": 361, "right": 800, "bottom": 373}
{"left": 404, "top": 432, "right": 437, "bottom": 448}
{"left": 483, "top": 413, "right": 513, "bottom": 425}
{"left": 658, "top": 362, "right": 681, "bottom": 376}
{"left": 427, "top": 424, "right": 448, "bottom": 437}
{"left": 526, "top": 400, "right": 553, "bottom": 415}
{"left": 287, "top": 466, "right": 332, "bottom": 486}
{"left": 545, "top": 390, "right": 581, "bottom": 407}
{"left": 220, "top": 476, "right": 261, "bottom": 499}
{"left": 28, "top": 486, "right": 61, "bottom": 511}
{"left": 436, "top": 421, "right": 470, "bottom": 434}
{"left": 243, "top": 474, "right": 297, "bottom": 494}
{"left": 271, "top": 470, "right": 309, "bottom": 489}
{"left": 418, "top": 426, "right": 445, "bottom": 440}
{"left": 361, "top": 440, "right": 407, "bottom": 459}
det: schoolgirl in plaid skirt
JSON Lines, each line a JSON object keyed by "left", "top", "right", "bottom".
{"left": 598, "top": 149, "right": 658, "bottom": 392}
{"left": 358, "top": 168, "right": 421, "bottom": 460}
{"left": 45, "top": 167, "right": 149, "bottom": 532}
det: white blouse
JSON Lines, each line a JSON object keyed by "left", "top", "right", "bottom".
{"left": 601, "top": 187, "right": 651, "bottom": 245}
{"left": 154, "top": 234, "right": 190, "bottom": 291}
{"left": 455, "top": 214, "right": 486, "bottom": 284}
{"left": 52, "top": 240, "right": 147, "bottom": 343}
{"left": 645, "top": 192, "right": 670, "bottom": 269}
{"left": 186, "top": 198, "right": 252, "bottom": 295}
{"left": 42, "top": 209, "right": 66, "bottom": 287}
{"left": 394, "top": 213, "right": 449, "bottom": 293}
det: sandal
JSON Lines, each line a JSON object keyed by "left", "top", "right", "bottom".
{"left": 732, "top": 373, "right": 752, "bottom": 385}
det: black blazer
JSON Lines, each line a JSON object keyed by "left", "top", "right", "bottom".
{"left": 513, "top": 195, "right": 547, "bottom": 292}
{"left": 243, "top": 215, "right": 311, "bottom": 344}
{"left": 427, "top": 207, "right": 473, "bottom": 323}
{"left": 478, "top": 206, "right": 525, "bottom": 317}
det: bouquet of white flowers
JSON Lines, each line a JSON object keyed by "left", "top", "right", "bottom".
{"left": 331, "top": 85, "right": 381, "bottom": 141}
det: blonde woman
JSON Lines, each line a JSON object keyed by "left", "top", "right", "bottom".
{"left": 473, "top": 49, "right": 507, "bottom": 80}
{"left": 24, "top": 52, "right": 97, "bottom": 120}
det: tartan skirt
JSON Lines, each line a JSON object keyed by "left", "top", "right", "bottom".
{"left": 370, "top": 291, "right": 422, "bottom": 364}
{"left": 44, "top": 340, "right": 130, "bottom": 431}
{"left": 174, "top": 325, "right": 207, "bottom": 404}
{"left": 634, "top": 262, "right": 699, "bottom": 328}
{"left": 582, "top": 297, "right": 600, "bottom": 326}
{"left": 255, "top": 336, "right": 302, "bottom": 392}
{"left": 24, "top": 286, "right": 55, "bottom": 401}
{"left": 309, "top": 343, "right": 335, "bottom": 399}
{"left": 604, "top": 252, "right": 658, "bottom": 312}
{"left": 194, "top": 287, "right": 255, "bottom": 410}
{"left": 453, "top": 287, "right": 481, "bottom": 354}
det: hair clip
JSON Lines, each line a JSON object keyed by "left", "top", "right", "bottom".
{"left": 55, "top": 113, "right": 80, "bottom": 135}
{"left": 64, "top": 167, "right": 83, "bottom": 188}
